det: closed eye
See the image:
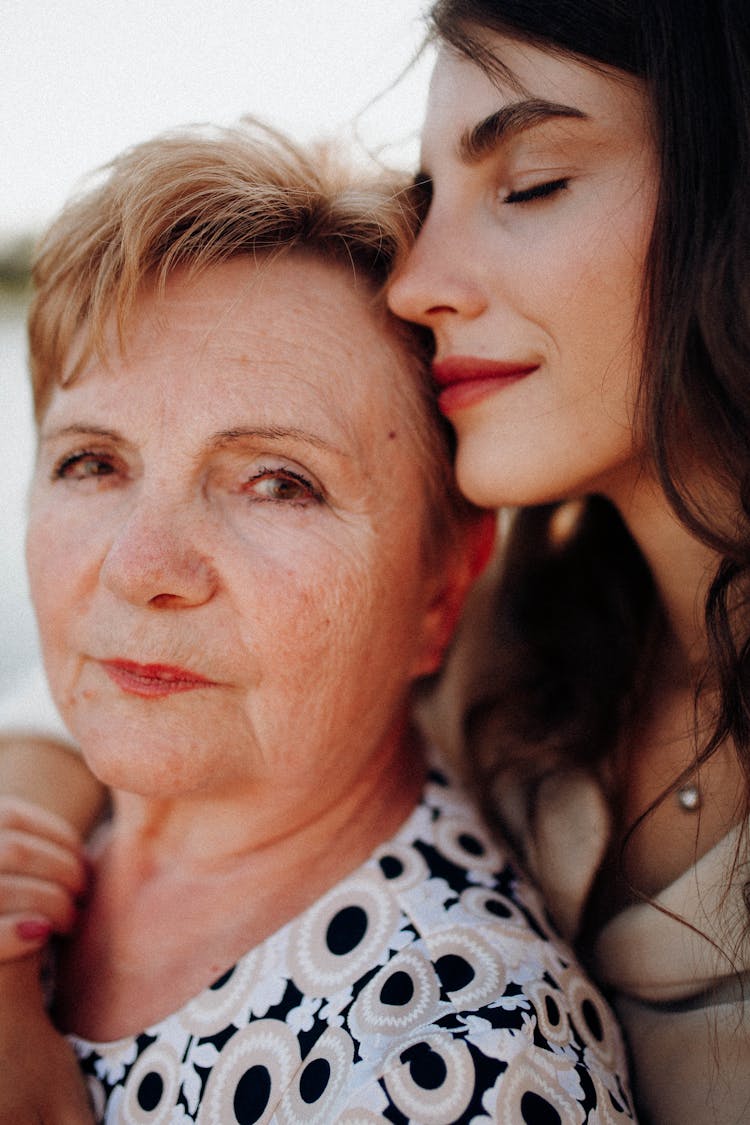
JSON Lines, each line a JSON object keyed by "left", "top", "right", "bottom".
{"left": 504, "top": 177, "right": 569, "bottom": 205}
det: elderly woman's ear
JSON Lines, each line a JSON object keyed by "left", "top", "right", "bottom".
{"left": 413, "top": 510, "right": 497, "bottom": 678}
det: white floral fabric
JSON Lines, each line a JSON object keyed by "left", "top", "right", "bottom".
{"left": 69, "top": 762, "right": 636, "bottom": 1123}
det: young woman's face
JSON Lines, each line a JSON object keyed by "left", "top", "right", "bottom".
{"left": 389, "top": 34, "right": 658, "bottom": 508}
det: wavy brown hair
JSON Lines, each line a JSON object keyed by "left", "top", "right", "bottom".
{"left": 428, "top": 1, "right": 750, "bottom": 849}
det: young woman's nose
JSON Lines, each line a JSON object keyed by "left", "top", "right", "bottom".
{"left": 388, "top": 208, "right": 487, "bottom": 327}
{"left": 99, "top": 498, "right": 218, "bottom": 609}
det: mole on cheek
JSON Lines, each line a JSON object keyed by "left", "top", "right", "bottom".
{"left": 388, "top": 431, "right": 397, "bottom": 440}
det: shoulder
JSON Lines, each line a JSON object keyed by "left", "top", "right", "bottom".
{"left": 340, "top": 761, "right": 636, "bottom": 1121}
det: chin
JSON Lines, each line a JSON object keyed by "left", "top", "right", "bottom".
{"left": 454, "top": 451, "right": 534, "bottom": 509}
{"left": 455, "top": 441, "right": 587, "bottom": 511}
{"left": 74, "top": 728, "right": 211, "bottom": 798}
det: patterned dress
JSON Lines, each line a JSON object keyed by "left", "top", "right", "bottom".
{"left": 70, "top": 762, "right": 636, "bottom": 1123}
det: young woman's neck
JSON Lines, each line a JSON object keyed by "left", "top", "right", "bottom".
{"left": 606, "top": 472, "right": 717, "bottom": 680}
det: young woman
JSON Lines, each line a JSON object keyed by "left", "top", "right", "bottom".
{"left": 388, "top": 1, "right": 750, "bottom": 1122}
{"left": 2, "top": 1, "right": 749, "bottom": 1121}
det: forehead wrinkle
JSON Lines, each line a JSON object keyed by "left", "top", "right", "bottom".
{"left": 459, "top": 99, "right": 588, "bottom": 164}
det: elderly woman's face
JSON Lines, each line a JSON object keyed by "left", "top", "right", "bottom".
{"left": 27, "top": 256, "right": 454, "bottom": 800}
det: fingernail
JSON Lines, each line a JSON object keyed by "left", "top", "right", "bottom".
{"left": 16, "top": 919, "right": 53, "bottom": 942}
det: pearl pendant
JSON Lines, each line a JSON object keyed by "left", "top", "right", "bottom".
{"left": 676, "top": 783, "right": 701, "bottom": 812}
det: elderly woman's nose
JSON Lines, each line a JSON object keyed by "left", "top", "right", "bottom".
{"left": 387, "top": 213, "right": 487, "bottom": 328}
{"left": 99, "top": 499, "right": 218, "bottom": 608}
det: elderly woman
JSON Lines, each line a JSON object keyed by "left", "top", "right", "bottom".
{"left": 0, "top": 123, "right": 634, "bottom": 1122}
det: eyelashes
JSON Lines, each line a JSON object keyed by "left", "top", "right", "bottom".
{"left": 409, "top": 171, "right": 569, "bottom": 226}
{"left": 53, "top": 450, "right": 118, "bottom": 481}
{"left": 504, "top": 177, "right": 569, "bottom": 205}
{"left": 241, "top": 466, "right": 322, "bottom": 506}
{"left": 53, "top": 451, "right": 323, "bottom": 508}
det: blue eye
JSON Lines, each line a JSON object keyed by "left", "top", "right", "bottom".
{"left": 504, "top": 177, "right": 569, "bottom": 204}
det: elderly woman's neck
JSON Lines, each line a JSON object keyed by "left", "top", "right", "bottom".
{"left": 104, "top": 727, "right": 426, "bottom": 879}
{"left": 59, "top": 728, "right": 427, "bottom": 1040}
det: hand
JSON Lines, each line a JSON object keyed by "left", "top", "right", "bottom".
{"left": 0, "top": 798, "right": 87, "bottom": 960}
{"left": 0, "top": 958, "right": 94, "bottom": 1124}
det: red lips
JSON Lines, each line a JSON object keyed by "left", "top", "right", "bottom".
{"left": 432, "top": 356, "right": 538, "bottom": 413}
{"left": 101, "top": 660, "right": 217, "bottom": 698}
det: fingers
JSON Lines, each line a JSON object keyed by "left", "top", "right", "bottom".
{"left": 0, "top": 872, "right": 80, "bottom": 930}
{"left": 0, "top": 796, "right": 87, "bottom": 894}
{"left": 0, "top": 870, "right": 80, "bottom": 960}
{"left": 0, "top": 798, "right": 88, "bottom": 961}
{"left": 0, "top": 826, "right": 87, "bottom": 897}
{"left": 0, "top": 795, "right": 85, "bottom": 854}
{"left": 0, "top": 914, "right": 53, "bottom": 960}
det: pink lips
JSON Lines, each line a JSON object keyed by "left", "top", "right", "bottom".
{"left": 432, "top": 356, "right": 538, "bottom": 413}
{"left": 101, "top": 660, "right": 217, "bottom": 699}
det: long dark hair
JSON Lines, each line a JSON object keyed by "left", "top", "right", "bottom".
{"left": 428, "top": 1, "right": 750, "bottom": 841}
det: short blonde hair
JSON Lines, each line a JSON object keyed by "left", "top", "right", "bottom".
{"left": 28, "top": 118, "right": 478, "bottom": 554}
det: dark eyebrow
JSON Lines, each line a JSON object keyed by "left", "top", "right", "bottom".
{"left": 459, "top": 98, "right": 588, "bottom": 164}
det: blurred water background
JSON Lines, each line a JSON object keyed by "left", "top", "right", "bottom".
{"left": 0, "top": 292, "right": 39, "bottom": 697}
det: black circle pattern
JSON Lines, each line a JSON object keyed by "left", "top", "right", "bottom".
{"left": 234, "top": 1065, "right": 272, "bottom": 1123}
{"left": 70, "top": 761, "right": 635, "bottom": 1123}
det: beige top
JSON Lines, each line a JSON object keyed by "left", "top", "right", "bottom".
{"left": 419, "top": 551, "right": 750, "bottom": 1125}
{"left": 529, "top": 769, "right": 750, "bottom": 1125}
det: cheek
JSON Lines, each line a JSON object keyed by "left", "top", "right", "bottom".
{"left": 574, "top": 190, "right": 652, "bottom": 323}
{"left": 27, "top": 488, "right": 93, "bottom": 568}
{"left": 234, "top": 552, "right": 378, "bottom": 674}
{"left": 26, "top": 511, "right": 64, "bottom": 619}
{"left": 25, "top": 521, "right": 76, "bottom": 699}
{"left": 532, "top": 226, "right": 647, "bottom": 407}
{"left": 26, "top": 500, "right": 98, "bottom": 648}
{"left": 229, "top": 527, "right": 426, "bottom": 691}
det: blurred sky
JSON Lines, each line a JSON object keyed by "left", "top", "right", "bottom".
{"left": 3, "top": 0, "right": 434, "bottom": 239}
